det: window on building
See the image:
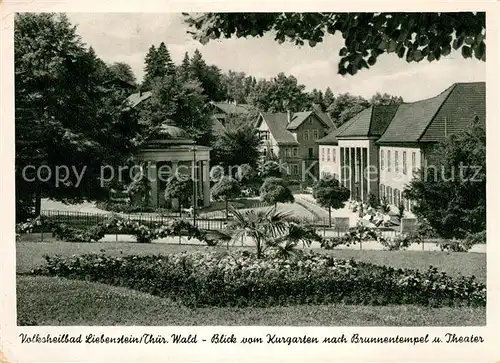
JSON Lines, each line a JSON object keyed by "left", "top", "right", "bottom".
{"left": 304, "top": 130, "right": 309, "bottom": 140}
{"left": 387, "top": 151, "right": 391, "bottom": 172}
{"left": 292, "top": 164, "right": 299, "bottom": 175}
{"left": 412, "top": 152, "right": 416, "bottom": 174}
{"left": 321, "top": 148, "right": 325, "bottom": 161}
{"left": 380, "top": 184, "right": 385, "bottom": 199}
{"left": 380, "top": 150, "right": 385, "bottom": 170}
{"left": 395, "top": 151, "right": 399, "bottom": 173}
{"left": 387, "top": 186, "right": 392, "bottom": 204}
{"left": 333, "top": 148, "right": 336, "bottom": 163}
{"left": 260, "top": 131, "right": 269, "bottom": 140}
{"left": 293, "top": 148, "right": 298, "bottom": 157}
{"left": 285, "top": 148, "right": 291, "bottom": 157}
{"left": 263, "top": 148, "right": 267, "bottom": 156}
{"left": 308, "top": 148, "right": 314, "bottom": 159}
{"left": 313, "top": 129, "right": 319, "bottom": 140}
{"left": 327, "top": 148, "right": 331, "bottom": 161}
{"left": 403, "top": 151, "right": 407, "bottom": 175}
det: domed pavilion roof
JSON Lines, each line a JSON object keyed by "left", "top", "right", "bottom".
{"left": 148, "top": 119, "right": 194, "bottom": 145}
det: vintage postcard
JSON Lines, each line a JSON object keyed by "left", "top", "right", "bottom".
{"left": 1, "top": 0, "right": 499, "bottom": 362}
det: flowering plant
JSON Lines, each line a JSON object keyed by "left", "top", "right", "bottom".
{"left": 34, "top": 250, "right": 486, "bottom": 308}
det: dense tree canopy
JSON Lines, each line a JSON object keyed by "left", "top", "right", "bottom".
{"left": 15, "top": 13, "right": 139, "bottom": 220}
{"left": 312, "top": 177, "right": 351, "bottom": 227}
{"left": 247, "top": 73, "right": 311, "bottom": 112}
{"left": 327, "top": 93, "right": 369, "bottom": 127}
{"left": 260, "top": 177, "right": 295, "bottom": 207}
{"left": 108, "top": 62, "right": 137, "bottom": 85}
{"left": 189, "top": 49, "right": 227, "bottom": 102}
{"left": 404, "top": 118, "right": 486, "bottom": 239}
{"left": 211, "top": 121, "right": 262, "bottom": 169}
{"left": 184, "top": 12, "right": 486, "bottom": 75}
{"left": 164, "top": 175, "right": 193, "bottom": 215}
{"left": 370, "top": 92, "right": 404, "bottom": 105}
{"left": 211, "top": 176, "right": 241, "bottom": 218}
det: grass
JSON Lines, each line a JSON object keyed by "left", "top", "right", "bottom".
{"left": 16, "top": 241, "right": 487, "bottom": 282}
{"left": 17, "top": 275, "right": 486, "bottom": 326}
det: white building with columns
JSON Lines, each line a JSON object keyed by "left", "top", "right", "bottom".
{"left": 137, "top": 122, "right": 211, "bottom": 208}
{"left": 317, "top": 82, "right": 486, "bottom": 209}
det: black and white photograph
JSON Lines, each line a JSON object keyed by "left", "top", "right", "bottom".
{"left": 1, "top": 2, "right": 498, "bottom": 362}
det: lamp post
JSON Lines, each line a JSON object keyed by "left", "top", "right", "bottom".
{"left": 191, "top": 146, "right": 197, "bottom": 227}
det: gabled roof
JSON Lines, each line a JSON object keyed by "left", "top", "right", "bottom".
{"left": 211, "top": 116, "right": 227, "bottom": 136}
{"left": 377, "top": 82, "right": 485, "bottom": 144}
{"left": 210, "top": 102, "right": 251, "bottom": 115}
{"left": 125, "top": 91, "right": 152, "bottom": 108}
{"left": 316, "top": 108, "right": 368, "bottom": 145}
{"left": 333, "top": 104, "right": 398, "bottom": 139}
{"left": 286, "top": 111, "right": 313, "bottom": 129}
{"left": 285, "top": 110, "right": 332, "bottom": 130}
{"left": 312, "top": 104, "right": 336, "bottom": 129}
{"left": 257, "top": 113, "right": 299, "bottom": 145}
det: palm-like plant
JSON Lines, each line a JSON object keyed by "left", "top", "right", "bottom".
{"left": 225, "top": 206, "right": 322, "bottom": 258}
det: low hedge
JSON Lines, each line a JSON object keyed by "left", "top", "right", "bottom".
{"left": 17, "top": 215, "right": 216, "bottom": 244}
{"left": 32, "top": 250, "right": 486, "bottom": 308}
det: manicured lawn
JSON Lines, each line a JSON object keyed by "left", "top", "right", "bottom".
{"left": 16, "top": 241, "right": 486, "bottom": 282}
{"left": 17, "top": 275, "right": 486, "bottom": 326}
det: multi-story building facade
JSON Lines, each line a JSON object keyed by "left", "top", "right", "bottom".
{"left": 256, "top": 110, "right": 335, "bottom": 182}
{"left": 317, "top": 82, "right": 486, "bottom": 209}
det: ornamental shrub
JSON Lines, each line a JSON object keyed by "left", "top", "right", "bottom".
{"left": 33, "top": 250, "right": 486, "bottom": 308}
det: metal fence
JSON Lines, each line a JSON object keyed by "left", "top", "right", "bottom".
{"left": 38, "top": 209, "right": 400, "bottom": 238}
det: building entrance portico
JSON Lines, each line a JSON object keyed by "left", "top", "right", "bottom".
{"left": 137, "top": 121, "right": 211, "bottom": 208}
{"left": 338, "top": 139, "right": 379, "bottom": 202}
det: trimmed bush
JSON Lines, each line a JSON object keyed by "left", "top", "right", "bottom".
{"left": 33, "top": 250, "right": 486, "bottom": 308}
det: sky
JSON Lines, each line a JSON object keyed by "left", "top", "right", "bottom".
{"left": 66, "top": 13, "right": 486, "bottom": 102}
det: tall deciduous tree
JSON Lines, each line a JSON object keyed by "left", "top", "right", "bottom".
{"left": 312, "top": 177, "right": 351, "bottom": 227}
{"left": 327, "top": 93, "right": 369, "bottom": 127}
{"left": 223, "top": 70, "right": 248, "bottom": 104}
{"left": 404, "top": 118, "right": 486, "bottom": 239}
{"left": 108, "top": 62, "right": 137, "bottom": 85}
{"left": 211, "top": 176, "right": 241, "bottom": 219}
{"left": 370, "top": 92, "right": 404, "bottom": 105}
{"left": 184, "top": 13, "right": 486, "bottom": 75}
{"left": 248, "top": 73, "right": 310, "bottom": 112}
{"left": 15, "top": 13, "right": 139, "bottom": 221}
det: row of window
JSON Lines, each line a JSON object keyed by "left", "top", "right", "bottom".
{"left": 320, "top": 147, "right": 337, "bottom": 163}
{"left": 284, "top": 147, "right": 299, "bottom": 157}
{"left": 259, "top": 131, "right": 270, "bottom": 140}
{"left": 380, "top": 150, "right": 417, "bottom": 175}
{"left": 303, "top": 129, "right": 321, "bottom": 141}
{"left": 379, "top": 184, "right": 414, "bottom": 211}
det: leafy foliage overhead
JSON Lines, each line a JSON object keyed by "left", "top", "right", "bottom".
{"left": 15, "top": 13, "right": 140, "bottom": 219}
{"left": 183, "top": 12, "right": 486, "bottom": 75}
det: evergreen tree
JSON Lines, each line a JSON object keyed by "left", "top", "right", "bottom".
{"left": 178, "top": 52, "right": 192, "bottom": 81}
{"left": 142, "top": 44, "right": 158, "bottom": 89}
{"left": 157, "top": 41, "right": 176, "bottom": 76}
{"left": 189, "top": 49, "right": 227, "bottom": 101}
{"left": 324, "top": 87, "right": 335, "bottom": 109}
